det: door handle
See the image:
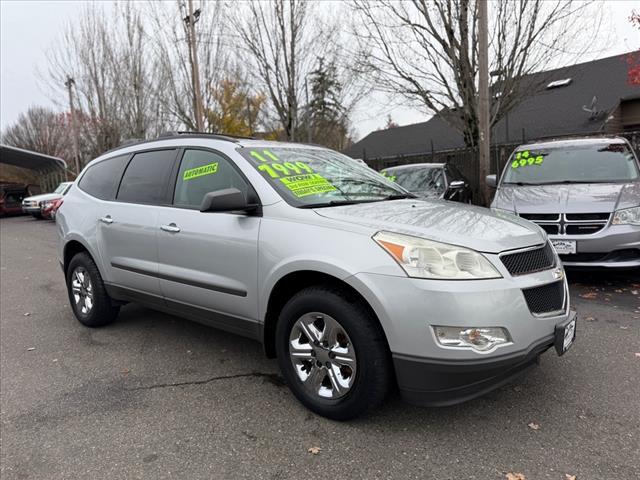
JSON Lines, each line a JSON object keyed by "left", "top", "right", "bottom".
{"left": 160, "top": 223, "right": 181, "bottom": 233}
{"left": 99, "top": 215, "right": 113, "bottom": 224}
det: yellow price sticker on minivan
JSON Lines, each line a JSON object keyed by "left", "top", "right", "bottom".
{"left": 183, "top": 162, "right": 219, "bottom": 181}
{"left": 511, "top": 151, "right": 544, "bottom": 169}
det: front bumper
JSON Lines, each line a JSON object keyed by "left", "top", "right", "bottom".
{"left": 551, "top": 224, "right": 640, "bottom": 268}
{"left": 395, "top": 311, "right": 576, "bottom": 406}
{"left": 349, "top": 261, "right": 574, "bottom": 406}
{"left": 22, "top": 205, "right": 41, "bottom": 214}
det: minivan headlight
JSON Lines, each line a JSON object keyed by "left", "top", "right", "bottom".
{"left": 612, "top": 206, "right": 640, "bottom": 226}
{"left": 373, "top": 231, "right": 501, "bottom": 280}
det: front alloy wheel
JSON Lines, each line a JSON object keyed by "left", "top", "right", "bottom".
{"left": 289, "top": 313, "right": 357, "bottom": 399}
{"left": 276, "top": 286, "right": 392, "bottom": 420}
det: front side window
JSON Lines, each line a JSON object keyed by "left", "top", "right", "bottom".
{"left": 173, "top": 149, "right": 250, "bottom": 208}
{"left": 384, "top": 166, "right": 445, "bottom": 195}
{"left": 117, "top": 150, "right": 177, "bottom": 204}
{"left": 237, "top": 146, "right": 408, "bottom": 207}
{"left": 501, "top": 143, "right": 640, "bottom": 185}
{"left": 78, "top": 155, "right": 129, "bottom": 200}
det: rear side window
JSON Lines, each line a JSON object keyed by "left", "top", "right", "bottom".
{"left": 78, "top": 155, "right": 129, "bottom": 200}
{"left": 117, "top": 150, "right": 177, "bottom": 204}
{"left": 173, "top": 149, "right": 250, "bottom": 208}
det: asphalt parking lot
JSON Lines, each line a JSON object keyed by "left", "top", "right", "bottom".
{"left": 1, "top": 215, "right": 639, "bottom": 480}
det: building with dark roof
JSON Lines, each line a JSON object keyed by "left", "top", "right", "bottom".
{"left": 345, "top": 52, "right": 640, "bottom": 163}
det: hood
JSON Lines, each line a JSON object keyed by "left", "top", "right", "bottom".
{"left": 23, "top": 193, "right": 63, "bottom": 203}
{"left": 492, "top": 182, "right": 640, "bottom": 214}
{"left": 314, "top": 199, "right": 544, "bottom": 254}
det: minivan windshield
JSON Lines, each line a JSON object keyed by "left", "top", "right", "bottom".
{"left": 383, "top": 166, "right": 445, "bottom": 195}
{"left": 501, "top": 143, "right": 640, "bottom": 185}
{"left": 54, "top": 183, "right": 71, "bottom": 194}
{"left": 237, "top": 146, "right": 410, "bottom": 207}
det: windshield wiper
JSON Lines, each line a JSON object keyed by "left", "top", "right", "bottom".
{"left": 533, "top": 180, "right": 613, "bottom": 185}
{"left": 502, "top": 181, "right": 543, "bottom": 186}
{"left": 382, "top": 192, "right": 416, "bottom": 200}
{"left": 298, "top": 199, "right": 380, "bottom": 209}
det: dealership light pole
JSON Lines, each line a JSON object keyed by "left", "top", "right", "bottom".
{"left": 477, "top": 0, "right": 490, "bottom": 206}
{"left": 65, "top": 77, "right": 81, "bottom": 176}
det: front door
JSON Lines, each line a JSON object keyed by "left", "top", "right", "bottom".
{"left": 156, "top": 149, "right": 261, "bottom": 336}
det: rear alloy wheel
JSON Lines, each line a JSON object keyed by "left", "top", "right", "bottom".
{"left": 66, "top": 252, "right": 119, "bottom": 327}
{"left": 276, "top": 286, "right": 391, "bottom": 420}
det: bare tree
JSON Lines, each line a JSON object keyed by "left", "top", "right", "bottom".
{"left": 42, "top": 3, "right": 169, "bottom": 163}
{"left": 350, "top": 0, "right": 605, "bottom": 149}
{"left": 232, "top": 0, "right": 325, "bottom": 141}
{"left": 1, "top": 107, "right": 73, "bottom": 160}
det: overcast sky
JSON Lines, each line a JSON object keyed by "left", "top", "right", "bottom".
{"left": 1, "top": 0, "right": 638, "bottom": 140}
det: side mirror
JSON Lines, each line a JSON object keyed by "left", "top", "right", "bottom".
{"left": 485, "top": 174, "right": 497, "bottom": 188}
{"left": 448, "top": 180, "right": 465, "bottom": 189}
{"left": 200, "top": 188, "right": 257, "bottom": 213}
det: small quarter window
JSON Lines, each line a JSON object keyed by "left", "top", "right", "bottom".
{"left": 173, "top": 149, "right": 250, "bottom": 209}
{"left": 78, "top": 154, "right": 129, "bottom": 200}
{"left": 117, "top": 150, "right": 177, "bottom": 204}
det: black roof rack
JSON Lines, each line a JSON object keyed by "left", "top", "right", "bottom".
{"left": 157, "top": 131, "right": 255, "bottom": 141}
{"left": 100, "top": 131, "right": 257, "bottom": 157}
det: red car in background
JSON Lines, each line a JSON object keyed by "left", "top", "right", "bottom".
{"left": 0, "top": 183, "right": 40, "bottom": 217}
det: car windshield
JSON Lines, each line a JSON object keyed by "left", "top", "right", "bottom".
{"left": 237, "top": 146, "right": 409, "bottom": 207}
{"left": 383, "top": 166, "right": 445, "bottom": 194}
{"left": 54, "top": 183, "right": 70, "bottom": 194}
{"left": 501, "top": 143, "right": 640, "bottom": 185}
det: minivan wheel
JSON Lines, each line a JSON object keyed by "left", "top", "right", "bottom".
{"left": 275, "top": 286, "right": 392, "bottom": 420}
{"left": 66, "top": 252, "right": 119, "bottom": 327}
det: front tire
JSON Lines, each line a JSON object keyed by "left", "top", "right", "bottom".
{"left": 275, "top": 286, "right": 392, "bottom": 420}
{"left": 66, "top": 252, "right": 119, "bottom": 327}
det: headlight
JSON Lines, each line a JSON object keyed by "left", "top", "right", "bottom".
{"left": 373, "top": 231, "right": 501, "bottom": 280}
{"left": 491, "top": 207, "right": 515, "bottom": 215}
{"left": 612, "top": 206, "right": 640, "bottom": 226}
{"left": 433, "top": 326, "right": 511, "bottom": 352}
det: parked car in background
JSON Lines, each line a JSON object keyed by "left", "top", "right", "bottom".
{"left": 0, "top": 183, "right": 37, "bottom": 217}
{"left": 42, "top": 197, "right": 64, "bottom": 220}
{"left": 57, "top": 133, "right": 575, "bottom": 420}
{"left": 22, "top": 181, "right": 72, "bottom": 219}
{"left": 380, "top": 163, "right": 473, "bottom": 203}
{"left": 488, "top": 137, "right": 640, "bottom": 268}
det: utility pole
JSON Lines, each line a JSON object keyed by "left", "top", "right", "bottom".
{"left": 183, "top": 0, "right": 204, "bottom": 131}
{"left": 65, "top": 77, "right": 81, "bottom": 176}
{"left": 477, "top": 0, "right": 490, "bottom": 206}
{"left": 305, "top": 78, "right": 311, "bottom": 143}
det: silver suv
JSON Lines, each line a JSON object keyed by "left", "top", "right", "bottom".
{"left": 58, "top": 133, "right": 576, "bottom": 420}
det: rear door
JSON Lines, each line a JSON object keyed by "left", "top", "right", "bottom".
{"left": 156, "top": 148, "right": 261, "bottom": 335}
{"left": 96, "top": 149, "right": 178, "bottom": 300}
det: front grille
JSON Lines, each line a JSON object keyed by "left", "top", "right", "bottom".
{"left": 565, "top": 213, "right": 610, "bottom": 221}
{"left": 501, "top": 243, "right": 556, "bottom": 276}
{"left": 565, "top": 224, "right": 605, "bottom": 235}
{"left": 520, "top": 213, "right": 559, "bottom": 221}
{"left": 522, "top": 281, "right": 565, "bottom": 315}
{"left": 539, "top": 224, "right": 559, "bottom": 235}
{"left": 519, "top": 212, "right": 610, "bottom": 236}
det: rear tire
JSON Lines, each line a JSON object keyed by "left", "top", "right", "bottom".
{"left": 275, "top": 285, "right": 392, "bottom": 420}
{"left": 66, "top": 252, "right": 119, "bottom": 327}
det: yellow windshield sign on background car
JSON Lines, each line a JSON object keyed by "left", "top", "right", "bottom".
{"left": 511, "top": 150, "right": 544, "bottom": 169}
{"left": 183, "top": 162, "right": 219, "bottom": 181}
